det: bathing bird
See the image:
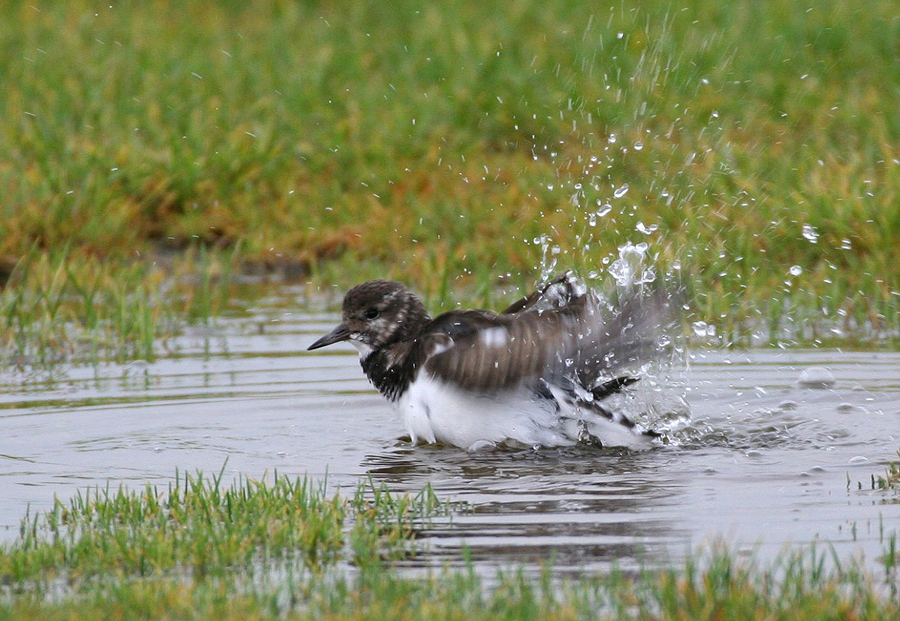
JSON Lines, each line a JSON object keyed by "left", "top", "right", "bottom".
{"left": 308, "top": 274, "right": 675, "bottom": 450}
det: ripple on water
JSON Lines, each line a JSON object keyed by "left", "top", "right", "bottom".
{"left": 1, "top": 313, "right": 900, "bottom": 576}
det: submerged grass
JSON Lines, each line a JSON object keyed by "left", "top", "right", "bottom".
{"left": 2, "top": 0, "right": 899, "bottom": 351}
{"left": 875, "top": 451, "right": 900, "bottom": 495}
{"left": 0, "top": 245, "right": 238, "bottom": 367}
{"left": 1, "top": 471, "right": 898, "bottom": 620}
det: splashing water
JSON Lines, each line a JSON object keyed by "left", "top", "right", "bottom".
{"left": 636, "top": 221, "right": 658, "bottom": 235}
{"left": 607, "top": 242, "right": 656, "bottom": 288}
{"left": 692, "top": 321, "right": 717, "bottom": 338}
{"left": 801, "top": 224, "right": 819, "bottom": 243}
{"left": 535, "top": 234, "right": 560, "bottom": 283}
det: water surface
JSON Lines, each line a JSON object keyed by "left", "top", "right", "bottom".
{"left": 2, "top": 295, "right": 899, "bottom": 577}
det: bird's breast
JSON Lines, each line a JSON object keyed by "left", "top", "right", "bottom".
{"left": 395, "top": 373, "right": 568, "bottom": 450}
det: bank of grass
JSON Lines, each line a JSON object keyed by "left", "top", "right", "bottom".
{"left": 1, "top": 470, "right": 898, "bottom": 620}
{"left": 2, "top": 0, "right": 899, "bottom": 353}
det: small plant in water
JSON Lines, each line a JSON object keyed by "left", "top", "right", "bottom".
{"left": 874, "top": 450, "right": 900, "bottom": 494}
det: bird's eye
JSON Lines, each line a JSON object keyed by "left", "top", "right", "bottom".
{"left": 365, "top": 307, "right": 380, "bottom": 319}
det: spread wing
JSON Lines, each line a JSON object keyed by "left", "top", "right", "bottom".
{"left": 422, "top": 282, "right": 676, "bottom": 393}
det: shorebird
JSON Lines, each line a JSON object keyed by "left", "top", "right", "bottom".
{"left": 308, "top": 274, "right": 676, "bottom": 450}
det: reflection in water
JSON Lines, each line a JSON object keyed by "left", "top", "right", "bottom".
{"left": 2, "top": 301, "right": 900, "bottom": 578}
{"left": 363, "top": 445, "right": 686, "bottom": 573}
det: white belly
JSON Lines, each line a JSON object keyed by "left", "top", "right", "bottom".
{"left": 396, "top": 374, "right": 575, "bottom": 450}
{"left": 395, "top": 374, "right": 654, "bottom": 451}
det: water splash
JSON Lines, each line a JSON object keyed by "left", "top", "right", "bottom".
{"left": 535, "top": 234, "right": 559, "bottom": 283}
{"left": 801, "top": 224, "right": 819, "bottom": 244}
{"left": 636, "top": 221, "right": 658, "bottom": 235}
{"left": 607, "top": 242, "right": 656, "bottom": 288}
{"left": 692, "top": 321, "right": 717, "bottom": 338}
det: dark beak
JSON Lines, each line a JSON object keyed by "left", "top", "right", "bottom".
{"left": 307, "top": 322, "right": 352, "bottom": 350}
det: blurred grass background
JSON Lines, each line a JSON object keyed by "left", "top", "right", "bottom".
{"left": 2, "top": 0, "right": 899, "bottom": 360}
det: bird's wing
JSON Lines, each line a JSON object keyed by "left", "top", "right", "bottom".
{"left": 499, "top": 273, "right": 579, "bottom": 315}
{"left": 423, "top": 287, "right": 675, "bottom": 393}
{"left": 421, "top": 308, "right": 572, "bottom": 391}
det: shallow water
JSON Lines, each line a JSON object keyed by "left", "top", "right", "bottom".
{"left": 2, "top": 293, "right": 899, "bottom": 577}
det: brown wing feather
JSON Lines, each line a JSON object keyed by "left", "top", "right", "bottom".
{"left": 423, "top": 287, "right": 673, "bottom": 393}
{"left": 422, "top": 310, "right": 571, "bottom": 391}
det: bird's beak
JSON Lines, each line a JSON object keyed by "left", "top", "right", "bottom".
{"left": 307, "top": 322, "right": 352, "bottom": 350}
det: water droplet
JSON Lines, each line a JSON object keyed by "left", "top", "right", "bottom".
{"left": 613, "top": 184, "right": 629, "bottom": 198}
{"left": 789, "top": 265, "right": 802, "bottom": 276}
{"left": 636, "top": 221, "right": 658, "bottom": 235}
{"left": 692, "top": 321, "right": 710, "bottom": 337}
{"left": 633, "top": 140, "right": 643, "bottom": 151}
{"left": 797, "top": 367, "right": 835, "bottom": 389}
{"left": 608, "top": 133, "right": 618, "bottom": 144}
{"left": 802, "top": 224, "right": 819, "bottom": 243}
{"left": 607, "top": 242, "right": 655, "bottom": 287}
{"left": 596, "top": 202, "right": 612, "bottom": 217}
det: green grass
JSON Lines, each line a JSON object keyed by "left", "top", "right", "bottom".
{"left": 0, "top": 469, "right": 446, "bottom": 587}
{"left": 875, "top": 451, "right": 900, "bottom": 495}
{"left": 1, "top": 0, "right": 899, "bottom": 352}
{"left": 0, "top": 245, "right": 237, "bottom": 366}
{"left": 1, "top": 470, "right": 898, "bottom": 620}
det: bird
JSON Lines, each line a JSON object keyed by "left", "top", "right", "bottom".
{"left": 307, "top": 273, "right": 677, "bottom": 451}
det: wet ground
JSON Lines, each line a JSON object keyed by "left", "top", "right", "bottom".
{"left": 2, "top": 291, "right": 899, "bottom": 576}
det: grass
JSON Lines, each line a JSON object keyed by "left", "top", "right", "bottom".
{"left": 874, "top": 451, "right": 900, "bottom": 495}
{"left": 0, "top": 469, "right": 446, "bottom": 587}
{"left": 1, "top": 0, "right": 899, "bottom": 354}
{"left": 0, "top": 244, "right": 238, "bottom": 367}
{"left": 1, "top": 470, "right": 898, "bottom": 620}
